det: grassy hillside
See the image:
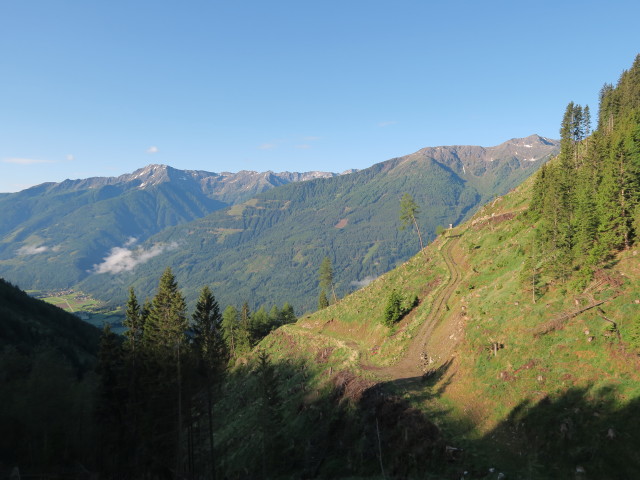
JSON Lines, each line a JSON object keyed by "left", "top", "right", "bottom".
{"left": 219, "top": 172, "right": 640, "bottom": 478}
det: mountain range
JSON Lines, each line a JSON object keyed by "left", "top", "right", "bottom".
{"left": 0, "top": 166, "right": 339, "bottom": 288}
{"left": 0, "top": 134, "right": 558, "bottom": 312}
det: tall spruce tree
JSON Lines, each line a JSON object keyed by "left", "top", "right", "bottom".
{"left": 221, "top": 305, "right": 240, "bottom": 359}
{"left": 192, "top": 285, "right": 223, "bottom": 480}
{"left": 144, "top": 267, "right": 188, "bottom": 353}
{"left": 236, "top": 302, "right": 253, "bottom": 353}
{"left": 250, "top": 306, "right": 271, "bottom": 340}
{"left": 142, "top": 267, "right": 189, "bottom": 478}
{"left": 123, "top": 287, "right": 144, "bottom": 356}
{"left": 122, "top": 287, "right": 145, "bottom": 474}
{"left": 319, "top": 256, "right": 337, "bottom": 303}
{"left": 192, "top": 285, "right": 224, "bottom": 365}
{"left": 399, "top": 193, "right": 426, "bottom": 256}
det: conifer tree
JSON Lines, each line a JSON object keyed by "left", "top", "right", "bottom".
{"left": 572, "top": 169, "right": 598, "bottom": 263}
{"left": 221, "top": 305, "right": 240, "bottom": 359}
{"left": 144, "top": 267, "right": 188, "bottom": 353}
{"left": 141, "top": 267, "right": 189, "bottom": 477}
{"left": 559, "top": 102, "right": 576, "bottom": 165}
{"left": 192, "top": 285, "right": 223, "bottom": 480}
{"left": 192, "top": 285, "right": 224, "bottom": 366}
{"left": 251, "top": 306, "right": 271, "bottom": 340}
{"left": 269, "top": 305, "right": 281, "bottom": 327}
{"left": 241, "top": 302, "right": 251, "bottom": 330}
{"left": 399, "top": 193, "right": 426, "bottom": 256}
{"left": 583, "top": 105, "right": 592, "bottom": 139}
{"left": 280, "top": 302, "right": 296, "bottom": 324}
{"left": 123, "top": 287, "right": 144, "bottom": 356}
{"left": 572, "top": 104, "right": 584, "bottom": 143}
{"left": 235, "top": 302, "right": 252, "bottom": 354}
{"left": 319, "top": 256, "right": 337, "bottom": 303}
{"left": 318, "top": 290, "right": 329, "bottom": 310}
{"left": 383, "top": 290, "right": 404, "bottom": 327}
{"left": 141, "top": 297, "right": 152, "bottom": 324}
{"left": 121, "top": 287, "right": 145, "bottom": 473}
{"left": 529, "top": 164, "right": 548, "bottom": 217}
{"left": 594, "top": 136, "right": 635, "bottom": 256}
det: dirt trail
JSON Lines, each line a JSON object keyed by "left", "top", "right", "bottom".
{"left": 367, "top": 233, "right": 464, "bottom": 380}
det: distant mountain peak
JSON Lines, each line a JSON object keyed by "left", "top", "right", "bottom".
{"left": 404, "top": 134, "right": 559, "bottom": 171}
{"left": 502, "top": 134, "right": 559, "bottom": 147}
{"left": 129, "top": 164, "right": 173, "bottom": 187}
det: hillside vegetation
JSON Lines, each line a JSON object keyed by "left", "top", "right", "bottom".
{"left": 212, "top": 181, "right": 639, "bottom": 477}
{"left": 209, "top": 57, "right": 640, "bottom": 478}
{"left": 78, "top": 135, "right": 557, "bottom": 312}
{"left": 0, "top": 278, "right": 101, "bottom": 471}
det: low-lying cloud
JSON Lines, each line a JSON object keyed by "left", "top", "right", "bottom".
{"left": 350, "top": 275, "right": 377, "bottom": 289}
{"left": 92, "top": 242, "right": 178, "bottom": 274}
{"left": 124, "top": 236, "right": 138, "bottom": 247}
{"left": 18, "top": 245, "right": 50, "bottom": 255}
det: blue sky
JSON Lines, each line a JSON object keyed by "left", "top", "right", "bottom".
{"left": 1, "top": 0, "right": 639, "bottom": 192}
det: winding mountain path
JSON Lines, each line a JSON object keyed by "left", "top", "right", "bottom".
{"left": 367, "top": 233, "right": 464, "bottom": 380}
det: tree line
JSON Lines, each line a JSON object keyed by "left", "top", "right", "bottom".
{"left": 526, "top": 54, "right": 640, "bottom": 292}
{"left": 96, "top": 267, "right": 296, "bottom": 479}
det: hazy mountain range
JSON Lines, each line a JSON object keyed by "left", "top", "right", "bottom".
{"left": 0, "top": 134, "right": 558, "bottom": 312}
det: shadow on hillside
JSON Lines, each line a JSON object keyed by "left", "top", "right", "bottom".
{"left": 357, "top": 363, "right": 640, "bottom": 479}
{"left": 466, "top": 384, "right": 640, "bottom": 479}
{"left": 215, "top": 353, "right": 640, "bottom": 479}
{"left": 378, "top": 359, "right": 456, "bottom": 405}
{"left": 336, "top": 359, "right": 462, "bottom": 478}
{"left": 215, "top": 356, "right": 459, "bottom": 479}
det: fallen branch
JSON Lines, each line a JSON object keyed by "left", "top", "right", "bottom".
{"left": 597, "top": 307, "right": 622, "bottom": 341}
{"left": 533, "top": 300, "right": 606, "bottom": 337}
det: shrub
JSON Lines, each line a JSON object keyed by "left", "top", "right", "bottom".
{"left": 383, "top": 290, "right": 403, "bottom": 327}
{"left": 382, "top": 291, "right": 418, "bottom": 327}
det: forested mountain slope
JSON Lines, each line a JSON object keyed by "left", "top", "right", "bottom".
{"left": 0, "top": 165, "right": 337, "bottom": 291}
{"left": 0, "top": 277, "right": 100, "bottom": 360}
{"left": 78, "top": 135, "right": 558, "bottom": 311}
{"left": 0, "top": 278, "right": 101, "bottom": 471}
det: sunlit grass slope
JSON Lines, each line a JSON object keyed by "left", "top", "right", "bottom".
{"left": 251, "top": 172, "right": 640, "bottom": 477}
